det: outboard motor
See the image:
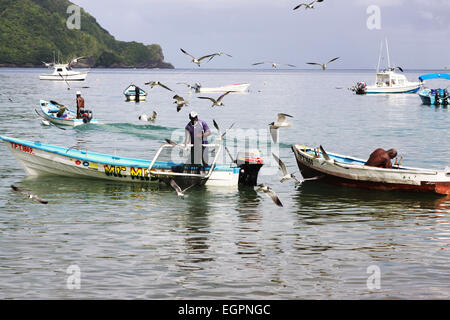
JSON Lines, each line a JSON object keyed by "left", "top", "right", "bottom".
{"left": 355, "top": 82, "right": 366, "bottom": 95}
{"left": 435, "top": 89, "right": 442, "bottom": 105}
{"left": 443, "top": 89, "right": 449, "bottom": 105}
{"left": 236, "top": 150, "right": 264, "bottom": 186}
{"left": 82, "top": 110, "right": 93, "bottom": 123}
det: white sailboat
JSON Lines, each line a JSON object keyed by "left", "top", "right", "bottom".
{"left": 352, "top": 39, "right": 421, "bottom": 94}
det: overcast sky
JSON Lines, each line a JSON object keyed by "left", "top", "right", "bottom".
{"left": 72, "top": 0, "right": 450, "bottom": 69}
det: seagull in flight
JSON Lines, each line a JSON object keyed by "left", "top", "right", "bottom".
{"left": 272, "top": 153, "right": 302, "bottom": 184}
{"left": 169, "top": 179, "right": 198, "bottom": 197}
{"left": 11, "top": 185, "right": 48, "bottom": 204}
{"left": 198, "top": 91, "right": 232, "bottom": 107}
{"left": 255, "top": 184, "right": 283, "bottom": 207}
{"left": 180, "top": 48, "right": 217, "bottom": 66}
{"left": 67, "top": 56, "right": 86, "bottom": 69}
{"left": 252, "top": 61, "right": 296, "bottom": 68}
{"left": 306, "top": 57, "right": 339, "bottom": 70}
{"left": 173, "top": 95, "right": 189, "bottom": 112}
{"left": 269, "top": 113, "right": 293, "bottom": 143}
{"left": 139, "top": 111, "right": 157, "bottom": 122}
{"left": 145, "top": 81, "right": 173, "bottom": 92}
{"left": 212, "top": 119, "right": 235, "bottom": 140}
{"left": 293, "top": 0, "right": 324, "bottom": 10}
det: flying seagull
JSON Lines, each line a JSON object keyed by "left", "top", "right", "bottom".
{"left": 387, "top": 66, "right": 404, "bottom": 72}
{"left": 272, "top": 153, "right": 302, "bottom": 183}
{"left": 269, "top": 113, "right": 293, "bottom": 143}
{"left": 180, "top": 48, "right": 216, "bottom": 66}
{"left": 252, "top": 61, "right": 296, "bottom": 68}
{"left": 198, "top": 91, "right": 232, "bottom": 107}
{"left": 293, "top": 0, "right": 324, "bottom": 10}
{"left": 145, "top": 81, "right": 173, "bottom": 92}
{"left": 213, "top": 119, "right": 235, "bottom": 140}
{"left": 173, "top": 95, "right": 190, "bottom": 112}
{"left": 139, "top": 111, "right": 157, "bottom": 122}
{"left": 67, "top": 56, "right": 86, "bottom": 69}
{"left": 11, "top": 185, "right": 48, "bottom": 204}
{"left": 169, "top": 179, "right": 198, "bottom": 197}
{"left": 255, "top": 183, "right": 283, "bottom": 207}
{"left": 306, "top": 57, "right": 339, "bottom": 70}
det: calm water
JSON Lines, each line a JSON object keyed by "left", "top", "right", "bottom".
{"left": 0, "top": 68, "right": 449, "bottom": 299}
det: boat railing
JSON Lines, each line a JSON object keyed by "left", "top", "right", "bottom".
{"left": 148, "top": 143, "right": 223, "bottom": 180}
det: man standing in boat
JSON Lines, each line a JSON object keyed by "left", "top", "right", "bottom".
{"left": 76, "top": 91, "right": 85, "bottom": 119}
{"left": 365, "top": 148, "right": 398, "bottom": 169}
{"left": 184, "top": 111, "right": 211, "bottom": 167}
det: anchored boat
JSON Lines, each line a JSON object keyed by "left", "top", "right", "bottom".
{"left": 39, "top": 63, "right": 89, "bottom": 81}
{"left": 417, "top": 73, "right": 450, "bottom": 105}
{"left": 292, "top": 144, "right": 450, "bottom": 195}
{"left": 39, "top": 100, "right": 99, "bottom": 126}
{"left": 0, "top": 136, "right": 264, "bottom": 188}
{"left": 124, "top": 84, "right": 147, "bottom": 101}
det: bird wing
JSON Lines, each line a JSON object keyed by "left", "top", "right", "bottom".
{"left": 396, "top": 66, "right": 404, "bottom": 72}
{"left": 152, "top": 111, "right": 157, "bottom": 119}
{"left": 265, "top": 188, "right": 283, "bottom": 207}
{"left": 169, "top": 179, "right": 183, "bottom": 194}
{"left": 293, "top": 4, "right": 307, "bottom": 10}
{"left": 319, "top": 145, "right": 331, "bottom": 160}
{"left": 272, "top": 153, "right": 288, "bottom": 175}
{"left": 198, "top": 97, "right": 217, "bottom": 103}
{"left": 306, "top": 62, "right": 322, "bottom": 66}
{"left": 180, "top": 48, "right": 195, "bottom": 59}
{"left": 326, "top": 57, "right": 340, "bottom": 65}
{"left": 277, "top": 113, "right": 293, "bottom": 122}
{"left": 158, "top": 82, "right": 173, "bottom": 91}
{"left": 173, "top": 95, "right": 184, "bottom": 102}
{"left": 11, "top": 185, "right": 48, "bottom": 204}
{"left": 213, "top": 119, "right": 220, "bottom": 132}
{"left": 198, "top": 54, "right": 217, "bottom": 62}
{"left": 252, "top": 62, "right": 267, "bottom": 66}
{"left": 269, "top": 127, "right": 278, "bottom": 143}
{"left": 217, "top": 91, "right": 232, "bottom": 102}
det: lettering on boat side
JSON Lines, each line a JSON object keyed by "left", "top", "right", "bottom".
{"left": 103, "top": 165, "right": 157, "bottom": 181}
{"left": 104, "top": 165, "right": 127, "bottom": 178}
{"left": 298, "top": 153, "right": 313, "bottom": 166}
{"left": 10, "top": 142, "right": 34, "bottom": 155}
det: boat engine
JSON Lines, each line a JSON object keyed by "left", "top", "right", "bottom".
{"left": 435, "top": 89, "right": 442, "bottom": 105}
{"left": 443, "top": 89, "right": 449, "bottom": 105}
{"left": 82, "top": 110, "right": 93, "bottom": 123}
{"left": 236, "top": 150, "right": 264, "bottom": 186}
{"left": 355, "top": 82, "right": 367, "bottom": 95}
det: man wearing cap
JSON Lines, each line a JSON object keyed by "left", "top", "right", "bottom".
{"left": 76, "top": 91, "right": 85, "bottom": 119}
{"left": 184, "top": 111, "right": 211, "bottom": 166}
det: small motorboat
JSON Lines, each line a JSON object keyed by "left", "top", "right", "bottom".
{"left": 351, "top": 39, "right": 420, "bottom": 94}
{"left": 39, "top": 62, "right": 89, "bottom": 81}
{"left": 196, "top": 83, "right": 250, "bottom": 93}
{"left": 0, "top": 136, "right": 264, "bottom": 188}
{"left": 124, "top": 84, "right": 147, "bottom": 101}
{"left": 292, "top": 144, "right": 450, "bottom": 195}
{"left": 417, "top": 73, "right": 450, "bottom": 106}
{"left": 39, "top": 100, "right": 99, "bottom": 126}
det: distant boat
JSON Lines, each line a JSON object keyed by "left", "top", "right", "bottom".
{"left": 352, "top": 39, "right": 420, "bottom": 94}
{"left": 196, "top": 83, "right": 250, "bottom": 93}
{"left": 417, "top": 73, "right": 450, "bottom": 105}
{"left": 39, "top": 61, "right": 89, "bottom": 81}
{"left": 124, "top": 84, "right": 147, "bottom": 101}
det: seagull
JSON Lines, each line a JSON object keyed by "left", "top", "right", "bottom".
{"left": 306, "top": 57, "right": 339, "bottom": 70}
{"left": 255, "top": 184, "right": 283, "bottom": 207}
{"left": 293, "top": 0, "right": 323, "bottom": 10}
{"left": 11, "top": 185, "right": 48, "bottom": 204}
{"left": 180, "top": 48, "right": 217, "bottom": 66}
{"left": 139, "top": 111, "right": 157, "bottom": 122}
{"left": 272, "top": 153, "right": 302, "bottom": 183}
{"left": 169, "top": 179, "right": 198, "bottom": 197}
{"left": 198, "top": 91, "right": 232, "bottom": 107}
{"left": 387, "top": 66, "right": 404, "bottom": 72}
{"left": 145, "top": 81, "right": 173, "bottom": 92}
{"left": 212, "top": 119, "right": 235, "bottom": 140}
{"left": 173, "top": 95, "right": 189, "bottom": 112}
{"left": 67, "top": 56, "right": 86, "bottom": 69}
{"left": 252, "top": 61, "right": 296, "bottom": 68}
{"left": 42, "top": 61, "right": 55, "bottom": 68}
{"left": 269, "top": 113, "right": 293, "bottom": 143}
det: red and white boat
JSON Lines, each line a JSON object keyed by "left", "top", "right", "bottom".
{"left": 197, "top": 83, "right": 250, "bottom": 93}
{"left": 292, "top": 144, "right": 450, "bottom": 195}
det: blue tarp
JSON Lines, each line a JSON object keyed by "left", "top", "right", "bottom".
{"left": 419, "top": 73, "right": 450, "bottom": 82}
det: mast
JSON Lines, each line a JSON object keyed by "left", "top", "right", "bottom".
{"left": 385, "top": 38, "right": 391, "bottom": 69}
{"left": 376, "top": 40, "right": 383, "bottom": 73}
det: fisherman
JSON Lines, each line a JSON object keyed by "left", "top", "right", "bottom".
{"left": 76, "top": 91, "right": 85, "bottom": 119}
{"left": 184, "top": 111, "right": 211, "bottom": 167}
{"left": 365, "top": 148, "right": 398, "bottom": 169}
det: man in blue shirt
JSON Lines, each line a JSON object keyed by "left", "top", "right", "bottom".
{"left": 184, "top": 111, "right": 211, "bottom": 166}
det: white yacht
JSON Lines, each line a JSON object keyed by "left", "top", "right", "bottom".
{"left": 39, "top": 56, "right": 89, "bottom": 81}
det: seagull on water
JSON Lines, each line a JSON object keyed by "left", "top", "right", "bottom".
{"left": 173, "top": 95, "right": 190, "bottom": 112}
{"left": 252, "top": 61, "right": 296, "bottom": 68}
{"left": 293, "top": 0, "right": 324, "bottom": 10}
{"left": 269, "top": 113, "right": 293, "bottom": 143}
{"left": 145, "top": 81, "right": 173, "bottom": 92}
{"left": 255, "top": 183, "right": 283, "bottom": 207}
{"left": 139, "top": 111, "right": 157, "bottom": 122}
{"left": 169, "top": 179, "right": 198, "bottom": 197}
{"left": 198, "top": 91, "right": 232, "bottom": 107}
{"left": 306, "top": 57, "right": 339, "bottom": 70}
{"left": 11, "top": 185, "right": 48, "bottom": 204}
{"left": 180, "top": 48, "right": 217, "bottom": 67}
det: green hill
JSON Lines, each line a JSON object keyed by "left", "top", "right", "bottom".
{"left": 0, "top": 0, "right": 173, "bottom": 68}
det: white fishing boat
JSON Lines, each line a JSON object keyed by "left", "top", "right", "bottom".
{"left": 196, "top": 83, "right": 250, "bottom": 93}
{"left": 352, "top": 39, "right": 421, "bottom": 94}
{"left": 39, "top": 57, "right": 89, "bottom": 81}
{"left": 124, "top": 84, "right": 147, "bottom": 101}
{"left": 39, "top": 100, "right": 99, "bottom": 126}
{"left": 0, "top": 136, "right": 264, "bottom": 188}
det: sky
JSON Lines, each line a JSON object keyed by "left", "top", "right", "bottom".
{"left": 71, "top": 0, "right": 450, "bottom": 69}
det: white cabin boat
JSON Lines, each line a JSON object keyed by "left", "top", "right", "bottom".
{"left": 39, "top": 63, "right": 89, "bottom": 81}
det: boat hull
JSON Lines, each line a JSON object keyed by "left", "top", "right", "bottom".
{"left": 1, "top": 136, "right": 240, "bottom": 187}
{"left": 39, "top": 72, "right": 88, "bottom": 81}
{"left": 363, "top": 84, "right": 421, "bottom": 94}
{"left": 292, "top": 145, "right": 450, "bottom": 195}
